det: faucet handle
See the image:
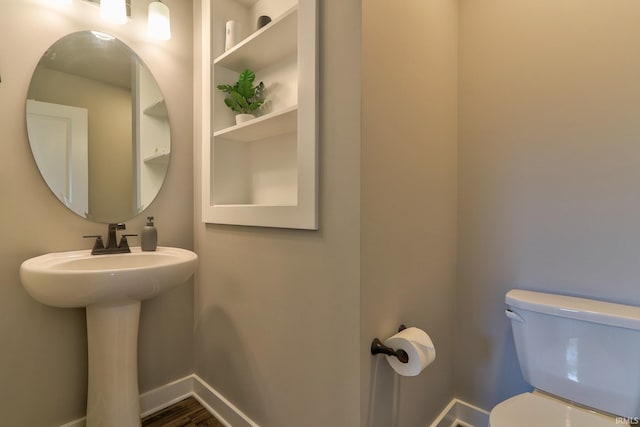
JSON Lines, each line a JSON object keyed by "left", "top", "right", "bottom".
{"left": 83, "top": 235, "right": 105, "bottom": 252}
{"left": 119, "top": 234, "right": 138, "bottom": 252}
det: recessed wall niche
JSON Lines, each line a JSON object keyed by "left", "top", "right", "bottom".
{"left": 201, "top": 0, "right": 318, "bottom": 229}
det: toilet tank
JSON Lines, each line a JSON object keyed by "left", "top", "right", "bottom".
{"left": 505, "top": 289, "right": 640, "bottom": 418}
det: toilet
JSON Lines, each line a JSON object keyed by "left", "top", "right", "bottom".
{"left": 490, "top": 289, "right": 640, "bottom": 427}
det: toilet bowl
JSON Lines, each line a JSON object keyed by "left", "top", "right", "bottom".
{"left": 490, "top": 290, "right": 640, "bottom": 426}
{"left": 489, "top": 391, "right": 624, "bottom": 427}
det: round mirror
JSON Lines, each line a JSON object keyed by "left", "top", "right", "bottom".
{"left": 26, "top": 31, "right": 170, "bottom": 223}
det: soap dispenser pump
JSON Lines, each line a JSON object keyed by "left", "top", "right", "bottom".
{"left": 141, "top": 216, "right": 157, "bottom": 251}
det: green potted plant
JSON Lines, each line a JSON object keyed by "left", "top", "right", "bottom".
{"left": 217, "top": 69, "right": 265, "bottom": 125}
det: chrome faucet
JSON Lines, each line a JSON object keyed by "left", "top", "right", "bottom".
{"left": 84, "top": 223, "right": 137, "bottom": 255}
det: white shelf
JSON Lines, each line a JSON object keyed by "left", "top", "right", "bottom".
{"left": 143, "top": 149, "right": 170, "bottom": 164}
{"left": 143, "top": 100, "right": 167, "bottom": 118}
{"left": 202, "top": 0, "right": 318, "bottom": 229}
{"left": 213, "top": 106, "right": 297, "bottom": 142}
{"left": 213, "top": 5, "right": 298, "bottom": 72}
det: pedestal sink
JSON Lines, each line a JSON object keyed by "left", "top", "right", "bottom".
{"left": 19, "top": 247, "right": 198, "bottom": 427}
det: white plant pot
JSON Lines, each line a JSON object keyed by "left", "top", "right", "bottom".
{"left": 235, "top": 113, "right": 255, "bottom": 125}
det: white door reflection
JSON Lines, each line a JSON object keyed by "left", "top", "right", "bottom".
{"left": 26, "top": 100, "right": 88, "bottom": 217}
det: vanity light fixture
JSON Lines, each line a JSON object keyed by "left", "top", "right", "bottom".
{"left": 147, "top": 1, "right": 171, "bottom": 40}
{"left": 100, "top": 0, "right": 127, "bottom": 24}
{"left": 58, "top": 0, "right": 170, "bottom": 41}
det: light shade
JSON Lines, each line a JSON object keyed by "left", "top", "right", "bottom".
{"left": 100, "top": 0, "right": 127, "bottom": 25}
{"left": 148, "top": 1, "right": 171, "bottom": 41}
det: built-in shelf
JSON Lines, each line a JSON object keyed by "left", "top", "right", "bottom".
{"left": 213, "top": 106, "right": 297, "bottom": 142}
{"left": 202, "top": 0, "right": 317, "bottom": 229}
{"left": 143, "top": 100, "right": 167, "bottom": 118}
{"left": 213, "top": 6, "right": 298, "bottom": 72}
{"left": 143, "top": 149, "right": 170, "bottom": 164}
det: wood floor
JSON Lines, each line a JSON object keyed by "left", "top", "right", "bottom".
{"left": 142, "top": 396, "right": 225, "bottom": 427}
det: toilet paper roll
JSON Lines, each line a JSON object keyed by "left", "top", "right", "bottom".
{"left": 384, "top": 327, "right": 436, "bottom": 376}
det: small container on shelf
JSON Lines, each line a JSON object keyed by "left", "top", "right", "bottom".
{"left": 257, "top": 15, "right": 272, "bottom": 30}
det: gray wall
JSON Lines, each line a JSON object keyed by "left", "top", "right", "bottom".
{"left": 0, "top": 1, "right": 194, "bottom": 425}
{"left": 194, "top": 1, "right": 459, "bottom": 424}
{"left": 6, "top": 1, "right": 639, "bottom": 425}
{"left": 456, "top": 0, "right": 640, "bottom": 410}
{"left": 193, "top": 1, "right": 362, "bottom": 426}
{"left": 361, "top": 1, "right": 458, "bottom": 426}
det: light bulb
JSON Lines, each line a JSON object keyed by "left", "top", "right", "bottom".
{"left": 100, "top": 0, "right": 127, "bottom": 25}
{"left": 148, "top": 1, "right": 171, "bottom": 40}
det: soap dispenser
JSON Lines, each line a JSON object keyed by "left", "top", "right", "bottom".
{"left": 141, "top": 216, "right": 157, "bottom": 251}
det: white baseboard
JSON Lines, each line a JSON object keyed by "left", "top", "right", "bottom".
{"left": 61, "top": 378, "right": 488, "bottom": 427}
{"left": 430, "top": 398, "right": 490, "bottom": 427}
{"left": 59, "top": 418, "right": 85, "bottom": 427}
{"left": 139, "top": 375, "right": 195, "bottom": 417}
{"left": 59, "top": 374, "right": 260, "bottom": 427}
{"left": 192, "top": 374, "right": 260, "bottom": 427}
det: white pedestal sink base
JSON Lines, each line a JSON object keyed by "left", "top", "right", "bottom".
{"left": 86, "top": 301, "right": 141, "bottom": 427}
{"left": 19, "top": 247, "right": 198, "bottom": 426}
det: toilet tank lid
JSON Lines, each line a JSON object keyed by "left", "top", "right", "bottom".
{"left": 506, "top": 289, "right": 640, "bottom": 330}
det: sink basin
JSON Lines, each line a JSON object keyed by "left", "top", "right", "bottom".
{"left": 20, "top": 246, "right": 198, "bottom": 307}
{"left": 19, "top": 246, "right": 198, "bottom": 427}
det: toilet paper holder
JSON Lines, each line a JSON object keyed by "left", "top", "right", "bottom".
{"left": 370, "top": 325, "right": 409, "bottom": 364}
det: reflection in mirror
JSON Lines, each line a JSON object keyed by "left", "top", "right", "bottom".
{"left": 26, "top": 31, "right": 170, "bottom": 223}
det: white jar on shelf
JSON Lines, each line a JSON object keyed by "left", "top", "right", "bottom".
{"left": 225, "top": 20, "right": 240, "bottom": 51}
